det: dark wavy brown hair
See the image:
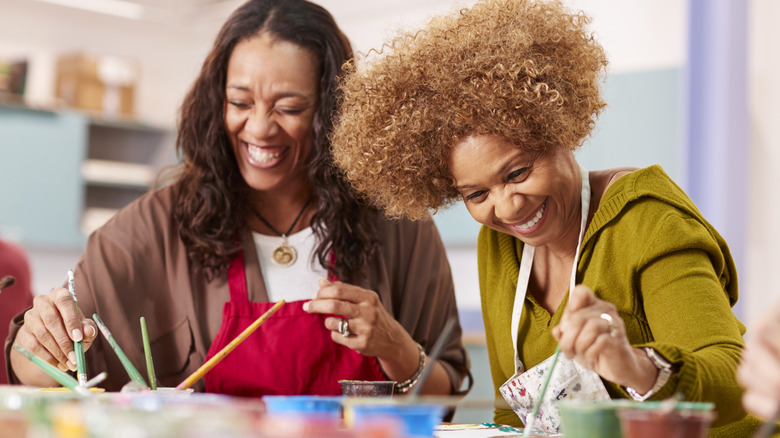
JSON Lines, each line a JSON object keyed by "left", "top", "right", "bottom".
{"left": 173, "top": 0, "right": 377, "bottom": 282}
{"left": 331, "top": 0, "right": 608, "bottom": 220}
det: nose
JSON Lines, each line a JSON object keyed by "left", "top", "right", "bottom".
{"left": 245, "top": 107, "right": 278, "bottom": 139}
{"left": 493, "top": 186, "right": 525, "bottom": 221}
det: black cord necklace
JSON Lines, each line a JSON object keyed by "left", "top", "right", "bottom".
{"left": 251, "top": 197, "right": 312, "bottom": 267}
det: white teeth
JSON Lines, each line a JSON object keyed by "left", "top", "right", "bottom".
{"left": 247, "top": 144, "right": 281, "bottom": 163}
{"left": 517, "top": 201, "right": 546, "bottom": 230}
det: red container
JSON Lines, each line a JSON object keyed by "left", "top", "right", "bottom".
{"left": 618, "top": 407, "right": 715, "bottom": 438}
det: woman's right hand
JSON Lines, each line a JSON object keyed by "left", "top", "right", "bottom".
{"left": 10, "top": 287, "right": 98, "bottom": 384}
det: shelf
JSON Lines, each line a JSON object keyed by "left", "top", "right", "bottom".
{"left": 88, "top": 116, "right": 170, "bottom": 134}
{"left": 81, "top": 159, "right": 155, "bottom": 188}
{"left": 0, "top": 105, "right": 175, "bottom": 246}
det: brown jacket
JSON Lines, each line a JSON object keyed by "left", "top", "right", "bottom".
{"left": 5, "top": 184, "right": 470, "bottom": 393}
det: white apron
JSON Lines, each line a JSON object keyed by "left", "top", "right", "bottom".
{"left": 498, "top": 167, "right": 610, "bottom": 432}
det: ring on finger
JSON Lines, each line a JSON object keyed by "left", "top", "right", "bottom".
{"left": 599, "top": 312, "right": 618, "bottom": 338}
{"left": 337, "top": 319, "right": 351, "bottom": 338}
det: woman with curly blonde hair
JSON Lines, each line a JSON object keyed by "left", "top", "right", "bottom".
{"left": 332, "top": 0, "right": 756, "bottom": 435}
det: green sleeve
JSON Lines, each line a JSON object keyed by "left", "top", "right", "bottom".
{"left": 632, "top": 213, "right": 747, "bottom": 427}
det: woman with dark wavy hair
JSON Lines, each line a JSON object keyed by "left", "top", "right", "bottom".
{"left": 6, "top": 0, "right": 470, "bottom": 398}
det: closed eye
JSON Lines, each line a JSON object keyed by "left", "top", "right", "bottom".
{"left": 228, "top": 101, "right": 249, "bottom": 109}
{"left": 465, "top": 190, "right": 488, "bottom": 202}
{"left": 507, "top": 167, "right": 529, "bottom": 181}
{"left": 278, "top": 108, "right": 305, "bottom": 115}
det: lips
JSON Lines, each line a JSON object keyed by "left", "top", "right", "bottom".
{"left": 508, "top": 198, "right": 547, "bottom": 235}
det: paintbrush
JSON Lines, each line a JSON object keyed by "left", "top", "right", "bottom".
{"left": 92, "top": 313, "right": 148, "bottom": 388}
{"left": 409, "top": 316, "right": 457, "bottom": 398}
{"left": 140, "top": 316, "right": 157, "bottom": 390}
{"left": 0, "top": 275, "right": 15, "bottom": 291}
{"left": 66, "top": 269, "right": 88, "bottom": 387}
{"left": 84, "top": 371, "right": 108, "bottom": 389}
{"left": 177, "top": 300, "right": 285, "bottom": 390}
{"left": 13, "top": 344, "right": 89, "bottom": 395}
{"left": 522, "top": 344, "right": 562, "bottom": 438}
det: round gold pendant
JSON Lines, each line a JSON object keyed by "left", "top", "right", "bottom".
{"left": 272, "top": 244, "right": 297, "bottom": 267}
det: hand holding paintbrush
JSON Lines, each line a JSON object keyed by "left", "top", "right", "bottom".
{"left": 8, "top": 274, "right": 98, "bottom": 387}
{"left": 551, "top": 285, "right": 658, "bottom": 394}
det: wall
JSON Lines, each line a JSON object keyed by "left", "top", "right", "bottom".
{"left": 745, "top": 0, "right": 780, "bottom": 329}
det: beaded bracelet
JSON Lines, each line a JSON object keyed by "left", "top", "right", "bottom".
{"left": 394, "top": 342, "right": 427, "bottom": 394}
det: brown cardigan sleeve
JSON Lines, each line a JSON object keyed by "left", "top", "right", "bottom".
{"left": 367, "top": 215, "right": 472, "bottom": 395}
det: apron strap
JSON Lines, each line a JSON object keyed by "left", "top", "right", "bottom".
{"left": 510, "top": 167, "right": 590, "bottom": 370}
{"left": 227, "top": 250, "right": 249, "bottom": 303}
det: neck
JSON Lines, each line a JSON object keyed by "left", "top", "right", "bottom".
{"left": 249, "top": 182, "right": 314, "bottom": 237}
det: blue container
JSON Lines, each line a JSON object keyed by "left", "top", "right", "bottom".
{"left": 347, "top": 402, "right": 445, "bottom": 438}
{"left": 262, "top": 395, "right": 343, "bottom": 421}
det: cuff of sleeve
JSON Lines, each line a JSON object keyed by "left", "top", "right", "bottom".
{"left": 614, "top": 342, "right": 689, "bottom": 402}
{"left": 4, "top": 305, "right": 32, "bottom": 385}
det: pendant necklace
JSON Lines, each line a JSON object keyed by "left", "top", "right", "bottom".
{"left": 251, "top": 197, "right": 312, "bottom": 267}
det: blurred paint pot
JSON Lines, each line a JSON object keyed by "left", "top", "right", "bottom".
{"left": 262, "top": 395, "right": 343, "bottom": 423}
{"left": 618, "top": 402, "right": 716, "bottom": 438}
{"left": 339, "top": 380, "right": 396, "bottom": 397}
{"left": 344, "top": 400, "right": 444, "bottom": 438}
{"left": 559, "top": 399, "right": 631, "bottom": 438}
{"left": 153, "top": 387, "right": 194, "bottom": 395}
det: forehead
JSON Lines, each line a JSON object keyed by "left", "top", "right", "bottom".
{"left": 449, "top": 134, "right": 533, "bottom": 181}
{"left": 451, "top": 134, "right": 531, "bottom": 164}
{"left": 226, "top": 33, "right": 319, "bottom": 93}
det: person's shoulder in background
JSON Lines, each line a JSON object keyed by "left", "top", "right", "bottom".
{"left": 0, "top": 238, "right": 35, "bottom": 384}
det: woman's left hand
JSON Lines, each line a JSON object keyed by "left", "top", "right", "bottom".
{"left": 552, "top": 285, "right": 657, "bottom": 392}
{"left": 302, "top": 278, "right": 414, "bottom": 359}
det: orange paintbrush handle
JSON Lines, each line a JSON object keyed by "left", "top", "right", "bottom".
{"left": 177, "top": 300, "right": 285, "bottom": 390}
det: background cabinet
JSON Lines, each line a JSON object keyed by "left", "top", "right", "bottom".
{"left": 0, "top": 103, "right": 175, "bottom": 248}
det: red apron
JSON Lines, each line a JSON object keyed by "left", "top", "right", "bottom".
{"left": 204, "top": 250, "right": 386, "bottom": 397}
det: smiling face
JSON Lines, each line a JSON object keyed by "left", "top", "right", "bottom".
{"left": 224, "top": 33, "right": 319, "bottom": 197}
{"left": 449, "top": 134, "right": 582, "bottom": 248}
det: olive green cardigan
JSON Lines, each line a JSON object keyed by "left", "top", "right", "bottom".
{"left": 478, "top": 165, "right": 759, "bottom": 437}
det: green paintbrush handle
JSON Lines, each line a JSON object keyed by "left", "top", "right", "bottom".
{"left": 523, "top": 344, "right": 562, "bottom": 437}
{"left": 140, "top": 317, "right": 157, "bottom": 390}
{"left": 67, "top": 269, "right": 88, "bottom": 386}
{"left": 13, "top": 344, "right": 80, "bottom": 391}
{"left": 74, "top": 339, "right": 87, "bottom": 385}
{"left": 92, "top": 314, "right": 148, "bottom": 388}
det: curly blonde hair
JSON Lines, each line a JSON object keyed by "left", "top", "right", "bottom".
{"left": 331, "top": 0, "right": 607, "bottom": 220}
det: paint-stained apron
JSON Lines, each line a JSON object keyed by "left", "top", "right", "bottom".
{"left": 204, "top": 250, "right": 386, "bottom": 397}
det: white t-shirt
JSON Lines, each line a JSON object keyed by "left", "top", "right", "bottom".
{"left": 252, "top": 227, "right": 329, "bottom": 302}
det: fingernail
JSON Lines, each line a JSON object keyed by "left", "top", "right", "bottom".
{"left": 302, "top": 302, "right": 309, "bottom": 312}
{"left": 72, "top": 329, "right": 83, "bottom": 342}
{"left": 84, "top": 326, "right": 95, "bottom": 338}
{"left": 58, "top": 363, "right": 68, "bottom": 372}
{"left": 68, "top": 352, "right": 76, "bottom": 364}
{"left": 68, "top": 361, "right": 77, "bottom": 372}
